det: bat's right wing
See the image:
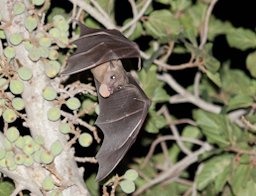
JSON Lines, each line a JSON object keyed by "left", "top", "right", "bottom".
{"left": 94, "top": 74, "right": 151, "bottom": 181}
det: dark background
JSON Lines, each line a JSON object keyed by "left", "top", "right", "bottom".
{"left": 2, "top": 0, "right": 253, "bottom": 183}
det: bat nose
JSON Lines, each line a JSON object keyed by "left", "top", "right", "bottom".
{"left": 108, "top": 87, "right": 114, "bottom": 94}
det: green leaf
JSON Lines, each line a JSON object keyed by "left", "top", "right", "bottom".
{"left": 138, "top": 66, "right": 168, "bottom": 106}
{"left": 214, "top": 163, "right": 231, "bottom": 193}
{"left": 235, "top": 180, "right": 256, "bottom": 196}
{"left": 85, "top": 174, "right": 99, "bottom": 196}
{"left": 208, "top": 17, "right": 233, "bottom": 41}
{"left": 182, "top": 126, "right": 202, "bottom": 149}
{"left": 246, "top": 51, "right": 256, "bottom": 78}
{"left": 196, "top": 154, "right": 233, "bottom": 190}
{"left": 230, "top": 164, "right": 252, "bottom": 194}
{"left": 204, "top": 55, "right": 220, "bottom": 74}
{"left": 126, "top": 21, "right": 143, "bottom": 41}
{"left": 226, "top": 94, "right": 253, "bottom": 112}
{"left": 206, "top": 70, "right": 221, "bottom": 87}
{"left": 84, "top": 17, "right": 101, "bottom": 29}
{"left": 193, "top": 110, "right": 230, "bottom": 147}
{"left": 226, "top": 28, "right": 256, "bottom": 51}
{"left": 96, "top": 0, "right": 114, "bottom": 16}
{"left": 152, "top": 86, "right": 169, "bottom": 103}
{"left": 180, "top": 2, "right": 207, "bottom": 41}
{"left": 145, "top": 110, "right": 167, "bottom": 133}
{"left": 0, "top": 181, "right": 14, "bottom": 196}
{"left": 170, "top": 0, "right": 191, "bottom": 11}
{"left": 143, "top": 10, "right": 180, "bottom": 42}
{"left": 221, "top": 65, "right": 255, "bottom": 96}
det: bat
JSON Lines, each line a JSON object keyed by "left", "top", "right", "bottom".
{"left": 62, "top": 22, "right": 150, "bottom": 181}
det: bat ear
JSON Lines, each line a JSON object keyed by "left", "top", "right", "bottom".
{"left": 138, "top": 58, "right": 141, "bottom": 70}
{"left": 77, "top": 21, "right": 90, "bottom": 35}
{"left": 70, "top": 20, "right": 89, "bottom": 35}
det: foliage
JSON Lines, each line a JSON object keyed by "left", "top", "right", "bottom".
{"left": 0, "top": 0, "right": 256, "bottom": 195}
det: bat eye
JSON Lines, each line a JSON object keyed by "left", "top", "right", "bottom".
{"left": 110, "top": 75, "right": 116, "bottom": 80}
{"left": 118, "top": 85, "right": 122, "bottom": 90}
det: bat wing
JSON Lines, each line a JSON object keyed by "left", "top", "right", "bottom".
{"left": 62, "top": 22, "right": 140, "bottom": 75}
{"left": 95, "top": 74, "right": 150, "bottom": 181}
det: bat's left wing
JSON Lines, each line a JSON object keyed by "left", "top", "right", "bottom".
{"left": 62, "top": 22, "right": 140, "bottom": 75}
{"left": 95, "top": 74, "right": 150, "bottom": 181}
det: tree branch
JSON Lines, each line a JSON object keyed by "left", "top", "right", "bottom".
{"left": 69, "top": 0, "right": 115, "bottom": 29}
{"left": 158, "top": 73, "right": 222, "bottom": 113}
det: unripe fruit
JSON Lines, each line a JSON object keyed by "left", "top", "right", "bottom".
{"left": 12, "top": 97, "right": 25, "bottom": 111}
{"left": 45, "top": 61, "right": 60, "bottom": 78}
{"left": 47, "top": 107, "right": 61, "bottom": 121}
{"left": 17, "top": 67, "right": 33, "bottom": 81}
{"left": 23, "top": 155, "right": 34, "bottom": 166}
{"left": 39, "top": 37, "right": 52, "bottom": 47}
{"left": 42, "top": 176, "right": 54, "bottom": 191}
{"left": 10, "top": 79, "right": 24, "bottom": 95}
{"left": 59, "top": 123, "right": 71, "bottom": 134}
{"left": 15, "top": 136, "right": 25, "bottom": 149}
{"left": 120, "top": 180, "right": 135, "bottom": 194}
{"left": 0, "top": 148, "right": 6, "bottom": 160}
{"left": 13, "top": 2, "right": 25, "bottom": 15}
{"left": 0, "top": 78, "right": 8, "bottom": 90}
{"left": 4, "top": 46, "right": 15, "bottom": 59}
{"left": 28, "top": 46, "right": 41, "bottom": 61}
{"left": 48, "top": 49, "right": 59, "bottom": 60}
{"left": 43, "top": 86, "right": 57, "bottom": 101}
{"left": 78, "top": 133, "right": 93, "bottom": 147}
{"left": 66, "top": 97, "right": 81, "bottom": 110}
{"left": 14, "top": 153, "right": 25, "bottom": 165}
{"left": 50, "top": 140, "right": 63, "bottom": 156}
{"left": 40, "top": 150, "right": 54, "bottom": 164}
{"left": 124, "top": 169, "right": 138, "bottom": 181}
{"left": 32, "top": 0, "right": 45, "bottom": 6}
{"left": 6, "top": 127, "right": 20, "bottom": 142}
{"left": 25, "top": 16, "right": 38, "bottom": 32}
{"left": 9, "top": 33, "right": 23, "bottom": 46}
{"left": 3, "top": 109, "right": 17, "bottom": 123}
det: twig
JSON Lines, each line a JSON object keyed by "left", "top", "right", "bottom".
{"left": 199, "top": 0, "right": 218, "bottom": 49}
{"left": 135, "top": 143, "right": 212, "bottom": 195}
{"left": 159, "top": 42, "right": 175, "bottom": 63}
{"left": 241, "top": 115, "right": 256, "bottom": 131}
{"left": 158, "top": 73, "right": 221, "bottom": 113}
{"left": 61, "top": 111, "right": 100, "bottom": 143}
{"left": 194, "top": 72, "right": 201, "bottom": 98}
{"left": 141, "top": 135, "right": 209, "bottom": 168}
{"left": 141, "top": 51, "right": 198, "bottom": 71}
{"left": 124, "top": 0, "right": 138, "bottom": 37}
{"left": 75, "top": 156, "right": 97, "bottom": 163}
{"left": 172, "top": 118, "right": 197, "bottom": 126}
{"left": 159, "top": 136, "right": 172, "bottom": 168}
{"left": 90, "top": 0, "right": 113, "bottom": 23}
{"left": 227, "top": 146, "right": 256, "bottom": 156}
{"left": 69, "top": 0, "right": 115, "bottom": 29}
{"left": 161, "top": 106, "right": 192, "bottom": 155}
{"left": 120, "top": 0, "right": 152, "bottom": 32}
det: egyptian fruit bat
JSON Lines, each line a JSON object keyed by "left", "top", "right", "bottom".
{"left": 62, "top": 22, "right": 150, "bottom": 181}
